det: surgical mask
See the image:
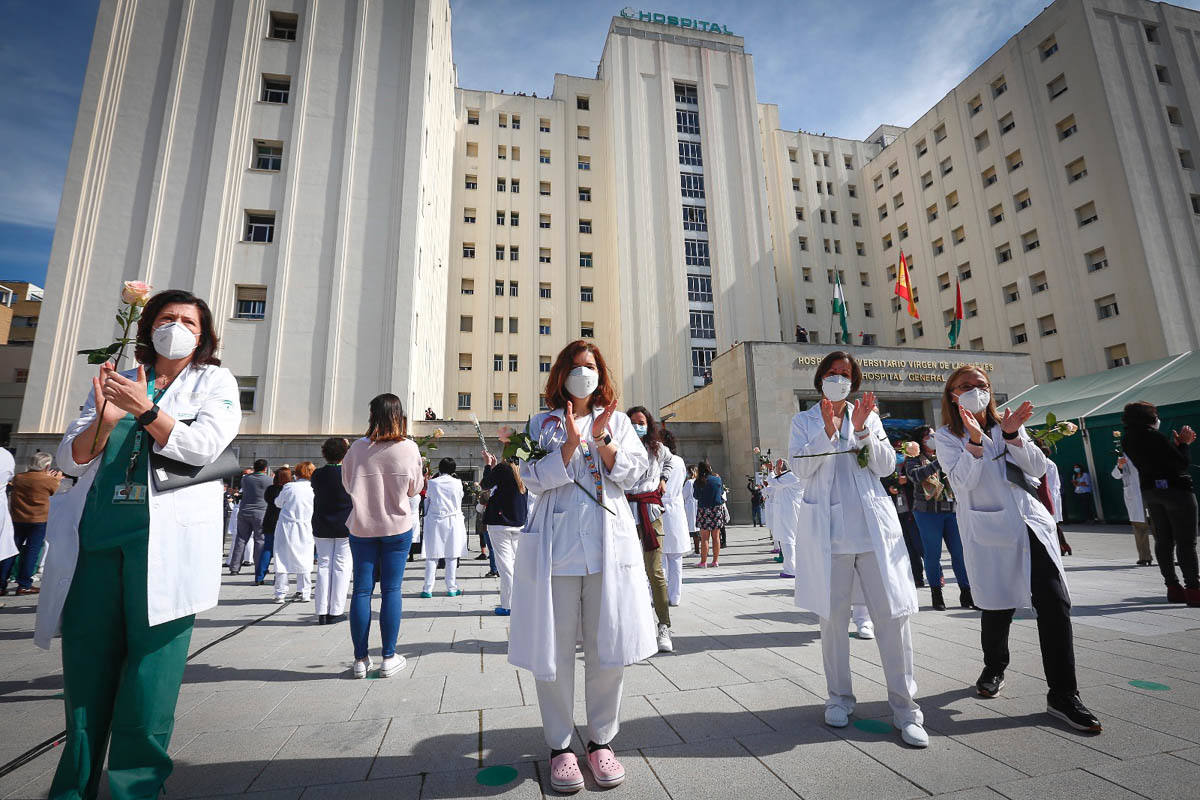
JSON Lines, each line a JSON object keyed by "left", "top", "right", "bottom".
{"left": 1151, "top": 419, "right": 1160, "bottom": 430}
{"left": 821, "top": 375, "right": 852, "bottom": 402}
{"left": 633, "top": 423, "right": 648, "bottom": 437}
{"left": 564, "top": 366, "right": 599, "bottom": 400}
{"left": 152, "top": 321, "right": 198, "bottom": 360}
{"left": 957, "top": 388, "right": 991, "bottom": 414}
{"left": 1074, "top": 467, "right": 1081, "bottom": 473}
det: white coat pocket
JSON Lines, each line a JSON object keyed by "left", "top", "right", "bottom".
{"left": 964, "top": 508, "right": 1020, "bottom": 548}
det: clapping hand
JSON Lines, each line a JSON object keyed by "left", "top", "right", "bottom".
{"left": 851, "top": 392, "right": 877, "bottom": 432}
{"left": 820, "top": 398, "right": 837, "bottom": 438}
{"left": 482, "top": 450, "right": 498, "bottom": 467}
{"left": 101, "top": 364, "right": 151, "bottom": 416}
{"left": 1174, "top": 425, "right": 1196, "bottom": 446}
{"left": 1000, "top": 401, "right": 1034, "bottom": 435}
{"left": 959, "top": 404, "right": 985, "bottom": 445}
{"left": 564, "top": 401, "right": 582, "bottom": 451}
{"left": 592, "top": 399, "right": 618, "bottom": 441}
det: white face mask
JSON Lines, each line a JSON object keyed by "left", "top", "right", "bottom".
{"left": 958, "top": 387, "right": 991, "bottom": 414}
{"left": 821, "top": 374, "right": 852, "bottom": 402}
{"left": 152, "top": 321, "right": 198, "bottom": 360}
{"left": 565, "top": 366, "right": 599, "bottom": 400}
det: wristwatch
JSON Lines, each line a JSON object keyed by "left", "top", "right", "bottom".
{"left": 137, "top": 404, "right": 160, "bottom": 427}
{"left": 601, "top": 432, "right": 613, "bottom": 445}
{"left": 1001, "top": 429, "right": 1019, "bottom": 440}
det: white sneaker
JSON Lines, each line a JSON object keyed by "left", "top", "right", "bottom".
{"left": 379, "top": 655, "right": 407, "bottom": 678}
{"left": 352, "top": 657, "right": 374, "bottom": 679}
{"left": 656, "top": 623, "right": 673, "bottom": 653}
{"left": 273, "top": 596, "right": 286, "bottom": 605}
{"left": 824, "top": 706, "right": 850, "bottom": 727}
{"left": 899, "top": 722, "right": 929, "bottom": 748}
{"left": 856, "top": 621, "right": 875, "bottom": 640}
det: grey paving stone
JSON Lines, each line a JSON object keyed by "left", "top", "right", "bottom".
{"left": 420, "top": 761, "right": 542, "bottom": 799}
{"left": 740, "top": 729, "right": 926, "bottom": 800}
{"left": 370, "top": 710, "right": 479, "bottom": 779}
{"left": 992, "top": 768, "right": 1146, "bottom": 799}
{"left": 943, "top": 711, "right": 1118, "bottom": 776}
{"left": 1088, "top": 752, "right": 1200, "bottom": 800}
{"left": 351, "top": 674, "right": 447, "bottom": 720}
{"left": 440, "top": 667, "right": 524, "bottom": 712}
{"left": 168, "top": 727, "right": 296, "bottom": 797}
{"left": 481, "top": 704, "right": 548, "bottom": 765}
{"left": 298, "top": 775, "right": 421, "bottom": 799}
{"left": 250, "top": 720, "right": 388, "bottom": 790}
{"left": 1170, "top": 746, "right": 1200, "bottom": 765}
{"left": 257, "top": 681, "right": 370, "bottom": 728}
{"left": 173, "top": 684, "right": 294, "bottom": 738}
{"left": 927, "top": 790, "right": 1008, "bottom": 800}
{"left": 645, "top": 686, "right": 772, "bottom": 743}
{"left": 640, "top": 737, "right": 798, "bottom": 800}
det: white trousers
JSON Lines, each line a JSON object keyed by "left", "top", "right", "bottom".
{"left": 534, "top": 573, "right": 625, "bottom": 750}
{"left": 781, "top": 537, "right": 796, "bottom": 575}
{"left": 423, "top": 556, "right": 458, "bottom": 593}
{"left": 851, "top": 603, "right": 870, "bottom": 626}
{"left": 314, "top": 537, "right": 351, "bottom": 616}
{"left": 275, "top": 569, "right": 312, "bottom": 600}
{"left": 488, "top": 525, "right": 521, "bottom": 610}
{"left": 664, "top": 551, "right": 686, "bottom": 605}
{"left": 820, "top": 552, "right": 921, "bottom": 726}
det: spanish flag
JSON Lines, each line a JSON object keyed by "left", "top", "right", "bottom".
{"left": 894, "top": 250, "right": 919, "bottom": 319}
{"left": 948, "top": 281, "right": 963, "bottom": 348}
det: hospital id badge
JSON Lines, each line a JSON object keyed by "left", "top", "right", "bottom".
{"left": 113, "top": 483, "right": 148, "bottom": 504}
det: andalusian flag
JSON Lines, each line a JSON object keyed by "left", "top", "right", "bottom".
{"left": 948, "top": 281, "right": 964, "bottom": 348}
{"left": 832, "top": 272, "right": 850, "bottom": 343}
{"left": 894, "top": 250, "right": 919, "bottom": 319}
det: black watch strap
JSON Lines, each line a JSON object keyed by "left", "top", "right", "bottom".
{"left": 137, "top": 404, "right": 160, "bottom": 427}
{"left": 1001, "top": 428, "right": 1019, "bottom": 440}
{"left": 602, "top": 432, "right": 613, "bottom": 445}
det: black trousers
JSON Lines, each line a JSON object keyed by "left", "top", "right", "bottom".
{"left": 1143, "top": 488, "right": 1199, "bottom": 589}
{"left": 899, "top": 512, "right": 924, "bottom": 584}
{"left": 980, "top": 528, "right": 1076, "bottom": 697}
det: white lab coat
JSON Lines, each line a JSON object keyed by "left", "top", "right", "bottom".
{"left": 764, "top": 469, "right": 802, "bottom": 552}
{"left": 787, "top": 402, "right": 917, "bottom": 620}
{"left": 410, "top": 492, "right": 422, "bottom": 544}
{"left": 934, "top": 424, "right": 1067, "bottom": 611}
{"left": 660, "top": 453, "right": 690, "bottom": 554}
{"left": 422, "top": 474, "right": 466, "bottom": 559}
{"left": 1045, "top": 460, "right": 1064, "bottom": 523}
{"left": 0, "top": 448, "right": 15, "bottom": 562}
{"left": 627, "top": 444, "right": 671, "bottom": 521}
{"left": 1111, "top": 461, "right": 1146, "bottom": 523}
{"left": 682, "top": 478, "right": 698, "bottom": 532}
{"left": 36, "top": 364, "right": 241, "bottom": 648}
{"left": 273, "top": 479, "right": 314, "bottom": 574}
{"left": 508, "top": 407, "right": 658, "bottom": 681}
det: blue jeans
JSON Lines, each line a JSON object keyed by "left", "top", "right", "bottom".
{"left": 255, "top": 532, "right": 275, "bottom": 583}
{"left": 912, "top": 510, "right": 970, "bottom": 589}
{"left": 484, "top": 531, "right": 498, "bottom": 574}
{"left": 349, "top": 532, "right": 412, "bottom": 659}
{"left": 0, "top": 522, "right": 47, "bottom": 590}
{"left": 752, "top": 504, "right": 764, "bottom": 526}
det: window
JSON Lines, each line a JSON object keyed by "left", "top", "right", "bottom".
{"left": 848, "top": 184, "right": 857, "bottom": 198}
{"left": 805, "top": 298, "right": 816, "bottom": 314}
{"left": 1011, "top": 324, "right": 1028, "bottom": 345}
{"left": 494, "top": 316, "right": 504, "bottom": 333}
{"left": 912, "top": 322, "right": 924, "bottom": 338}
{"left": 896, "top": 328, "right": 907, "bottom": 344}
{"left": 1096, "top": 294, "right": 1119, "bottom": 319}
{"left": 463, "top": 208, "right": 476, "bottom": 224}
{"left": 1076, "top": 201, "right": 1098, "bottom": 227}
{"left": 975, "top": 130, "right": 990, "bottom": 152}
{"left": 691, "top": 347, "right": 715, "bottom": 380}
{"left": 580, "top": 286, "right": 594, "bottom": 302}
{"left": 946, "top": 190, "right": 959, "bottom": 209}
{"left": 579, "top": 219, "right": 592, "bottom": 234}
{"left": 925, "top": 203, "right": 939, "bottom": 223}
{"left": 873, "top": 174, "right": 884, "bottom": 191}
{"left": 577, "top": 95, "right": 590, "bottom": 110}
{"left": 858, "top": 271, "right": 870, "bottom": 287}
{"left": 856, "top": 241, "right": 865, "bottom": 256}
{"left": 678, "top": 141, "right": 703, "bottom": 166}
{"left": 511, "top": 145, "right": 521, "bottom": 161}
{"left": 1000, "top": 112, "right": 1015, "bottom": 134}
{"left": 1066, "top": 157, "right": 1087, "bottom": 183}
{"left": 852, "top": 213, "right": 861, "bottom": 227}
{"left": 539, "top": 317, "right": 551, "bottom": 334}
{"left": 882, "top": 234, "right": 893, "bottom": 250}
{"left": 1168, "top": 106, "right": 1183, "bottom": 125}
{"left": 509, "top": 317, "right": 518, "bottom": 333}
{"left": 685, "top": 239, "right": 710, "bottom": 266}
{"left": 268, "top": 11, "right": 298, "bottom": 40}
{"left": 580, "top": 323, "right": 594, "bottom": 338}
{"left": 1006, "top": 149, "right": 1023, "bottom": 172}
{"left": 1047, "top": 74, "right": 1068, "bottom": 100}
{"left": 578, "top": 187, "right": 591, "bottom": 201}
{"left": 495, "top": 245, "right": 505, "bottom": 261}
{"left": 812, "top": 152, "right": 821, "bottom": 166}
{"left": 537, "top": 248, "right": 550, "bottom": 264}
{"left": 509, "top": 355, "right": 519, "bottom": 372}
{"left": 460, "top": 279, "right": 474, "bottom": 295}
{"left": 1086, "top": 247, "right": 1108, "bottom": 272}
{"left": 792, "top": 178, "right": 803, "bottom": 193}
{"left": 938, "top": 272, "right": 951, "bottom": 291}
{"left": 958, "top": 261, "right": 972, "bottom": 281}
{"left": 253, "top": 139, "right": 283, "bottom": 171}
{"left": 497, "top": 178, "right": 506, "bottom": 192}
{"left": 816, "top": 180, "right": 824, "bottom": 195}
{"left": 893, "top": 192, "right": 905, "bottom": 210}
{"left": 689, "top": 311, "right": 715, "bottom": 339}
{"left": 1106, "top": 343, "right": 1130, "bottom": 368}
{"left": 915, "top": 139, "right": 928, "bottom": 158}
{"left": 982, "top": 166, "right": 998, "bottom": 187}
{"left": 578, "top": 156, "right": 591, "bottom": 171}
{"left": 512, "top": 114, "right": 521, "bottom": 130}
{"left": 234, "top": 285, "right": 267, "bottom": 320}
{"left": 1046, "top": 360, "right": 1065, "bottom": 381}
{"left": 465, "top": 174, "right": 477, "bottom": 190}
{"left": 888, "top": 162, "right": 899, "bottom": 179}
{"left": 878, "top": 204, "right": 888, "bottom": 221}
{"left": 509, "top": 280, "right": 519, "bottom": 297}
{"left": 823, "top": 238, "right": 831, "bottom": 253}
{"left": 1193, "top": 194, "right": 1200, "bottom": 215}
{"left": 802, "top": 267, "right": 813, "bottom": 282}
{"left": 934, "top": 124, "right": 947, "bottom": 143}
{"left": 539, "top": 117, "right": 550, "bottom": 132}
{"left": 1040, "top": 35, "right": 1058, "bottom": 60}
{"left": 1003, "top": 282, "right": 1020, "bottom": 303}
{"left": 493, "top": 353, "right": 504, "bottom": 371}
{"left": 965, "top": 298, "right": 978, "bottom": 318}
{"left": 788, "top": 148, "right": 797, "bottom": 162}
{"left": 953, "top": 226, "right": 965, "bottom": 245}
{"left": 458, "top": 353, "right": 472, "bottom": 372}
{"left": 863, "top": 301, "right": 875, "bottom": 318}
{"left": 1181, "top": 150, "right": 1195, "bottom": 170}
{"left": 676, "top": 109, "right": 700, "bottom": 134}
{"left": 968, "top": 95, "right": 982, "bottom": 116}
{"left": 460, "top": 315, "right": 473, "bottom": 332}
{"left": 462, "top": 242, "right": 475, "bottom": 258}
{"left": 687, "top": 274, "right": 713, "bottom": 303}
{"left": 494, "top": 279, "right": 505, "bottom": 296}
{"left": 997, "top": 245, "right": 1013, "bottom": 265}
{"left": 940, "top": 156, "right": 953, "bottom": 176}
{"left": 496, "top": 211, "right": 506, "bottom": 226}
{"left": 795, "top": 207, "right": 805, "bottom": 221}
{"left": 992, "top": 75, "right": 1008, "bottom": 97}
{"left": 493, "top": 394, "right": 503, "bottom": 411}
{"left": 845, "top": 155, "right": 854, "bottom": 170}
{"left": 932, "top": 237, "right": 944, "bottom": 255}
{"left": 243, "top": 211, "right": 275, "bottom": 243}
{"left": 261, "top": 75, "right": 290, "bottom": 103}
{"left": 898, "top": 224, "right": 909, "bottom": 241}
{"left": 1056, "top": 115, "right": 1077, "bottom": 140}
{"left": 970, "top": 337, "right": 985, "bottom": 351}
{"left": 497, "top": 145, "right": 507, "bottom": 160}
{"left": 921, "top": 171, "right": 934, "bottom": 190}
{"left": 540, "top": 356, "right": 551, "bottom": 374}
{"left": 580, "top": 252, "right": 593, "bottom": 268}
{"left": 1022, "top": 229, "right": 1040, "bottom": 252}
{"left": 1144, "top": 23, "right": 1159, "bottom": 43}
{"left": 1030, "top": 271, "right": 1048, "bottom": 293}
{"left": 823, "top": 153, "right": 831, "bottom": 167}
{"left": 680, "top": 172, "right": 705, "bottom": 198}
{"left": 682, "top": 205, "right": 707, "bottom": 231}
{"left": 537, "top": 282, "right": 553, "bottom": 300}
{"left": 539, "top": 149, "right": 550, "bottom": 164}
{"left": 1039, "top": 314, "right": 1057, "bottom": 337}
{"left": 1014, "top": 189, "right": 1031, "bottom": 211}
{"left": 539, "top": 181, "right": 551, "bottom": 196}
{"left": 509, "top": 246, "right": 519, "bottom": 261}
{"left": 467, "top": 109, "right": 479, "bottom": 125}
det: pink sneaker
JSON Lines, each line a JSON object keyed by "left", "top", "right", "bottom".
{"left": 696, "top": 560, "right": 708, "bottom": 568}
{"left": 587, "top": 746, "right": 626, "bottom": 788}
{"left": 709, "top": 561, "right": 719, "bottom": 568}
{"left": 549, "top": 752, "right": 585, "bottom": 794}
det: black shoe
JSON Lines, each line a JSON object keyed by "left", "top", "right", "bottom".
{"left": 1047, "top": 693, "right": 1102, "bottom": 732}
{"left": 327, "top": 613, "right": 347, "bottom": 624}
{"left": 318, "top": 614, "right": 328, "bottom": 625}
{"left": 976, "top": 670, "right": 1005, "bottom": 698}
{"left": 254, "top": 580, "right": 264, "bottom": 586}
{"left": 959, "top": 588, "right": 977, "bottom": 609}
{"left": 242, "top": 560, "right": 253, "bottom": 566}
{"left": 914, "top": 577, "right": 926, "bottom": 588}
{"left": 931, "top": 587, "right": 947, "bottom": 611}
{"left": 474, "top": 552, "right": 489, "bottom": 560}
{"left": 484, "top": 570, "right": 499, "bottom": 578}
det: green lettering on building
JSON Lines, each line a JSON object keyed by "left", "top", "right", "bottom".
{"left": 619, "top": 7, "right": 733, "bottom": 35}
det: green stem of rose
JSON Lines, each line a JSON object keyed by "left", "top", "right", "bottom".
{"left": 572, "top": 479, "right": 616, "bottom": 514}
{"left": 90, "top": 309, "right": 137, "bottom": 451}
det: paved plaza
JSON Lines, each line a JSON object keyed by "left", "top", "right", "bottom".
{"left": 2, "top": 525, "right": 1200, "bottom": 799}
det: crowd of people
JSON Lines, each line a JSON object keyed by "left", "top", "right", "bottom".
{"left": 3, "top": 287, "right": 1197, "bottom": 799}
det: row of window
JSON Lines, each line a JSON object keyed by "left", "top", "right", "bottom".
{"left": 469, "top": 211, "right": 593, "bottom": 232}
{"left": 463, "top": 143, "right": 594, "bottom": 170}
{"left": 459, "top": 316, "right": 596, "bottom": 338}
{"left": 464, "top": 96, "right": 590, "bottom": 128}
{"left": 788, "top": 148, "right": 855, "bottom": 171}
{"left": 455, "top": 392, "right": 536, "bottom": 412}
{"left": 460, "top": 244, "right": 594, "bottom": 266}
{"left": 464, "top": 175, "right": 593, "bottom": 201}
{"left": 795, "top": 207, "right": 863, "bottom": 227}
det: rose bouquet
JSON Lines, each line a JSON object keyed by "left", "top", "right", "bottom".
{"left": 1030, "top": 412, "right": 1078, "bottom": 452}
{"left": 501, "top": 418, "right": 614, "bottom": 513}
{"left": 76, "top": 280, "right": 152, "bottom": 448}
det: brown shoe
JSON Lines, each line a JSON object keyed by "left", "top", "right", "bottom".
{"left": 1186, "top": 588, "right": 1200, "bottom": 608}
{"left": 15, "top": 587, "right": 39, "bottom": 596}
{"left": 1167, "top": 584, "right": 1186, "bottom": 603}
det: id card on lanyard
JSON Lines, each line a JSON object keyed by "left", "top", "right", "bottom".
{"left": 578, "top": 440, "right": 605, "bottom": 505}
{"left": 114, "top": 369, "right": 170, "bottom": 505}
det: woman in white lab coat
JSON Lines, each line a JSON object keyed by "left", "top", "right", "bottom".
{"left": 683, "top": 464, "right": 699, "bottom": 553}
{"left": 933, "top": 366, "right": 1101, "bottom": 733}
{"left": 421, "top": 458, "right": 466, "bottom": 596}
{"left": 509, "top": 340, "right": 655, "bottom": 793}
{"left": 659, "top": 428, "right": 690, "bottom": 607}
{"left": 1111, "top": 457, "right": 1152, "bottom": 565}
{"left": 764, "top": 459, "right": 801, "bottom": 578}
{"left": 788, "top": 350, "right": 927, "bottom": 748}
{"left": 274, "top": 460, "right": 316, "bottom": 602}
{"left": 625, "top": 405, "right": 675, "bottom": 653}
{"left": 38, "top": 289, "right": 241, "bottom": 798}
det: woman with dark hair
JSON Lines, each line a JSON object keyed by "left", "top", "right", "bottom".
{"left": 693, "top": 460, "right": 725, "bottom": 566}
{"left": 509, "top": 340, "right": 654, "bottom": 792}
{"left": 788, "top": 351, "right": 927, "bottom": 748}
{"left": 934, "top": 366, "right": 1100, "bottom": 732}
{"left": 273, "top": 460, "right": 315, "bottom": 602}
{"left": 421, "top": 457, "right": 466, "bottom": 597}
{"left": 341, "top": 394, "right": 423, "bottom": 678}
{"left": 625, "top": 405, "right": 674, "bottom": 653}
{"left": 1122, "top": 400, "right": 1198, "bottom": 605}
{"left": 481, "top": 454, "right": 527, "bottom": 615}
{"left": 256, "top": 467, "right": 293, "bottom": 585}
{"left": 36, "top": 289, "right": 241, "bottom": 797}
{"left": 903, "top": 425, "right": 972, "bottom": 610}
{"left": 658, "top": 427, "right": 690, "bottom": 607}
{"left": 312, "top": 438, "right": 352, "bottom": 624}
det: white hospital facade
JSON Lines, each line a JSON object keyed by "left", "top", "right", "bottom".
{"left": 20, "top": 0, "right": 1200, "bottom": 446}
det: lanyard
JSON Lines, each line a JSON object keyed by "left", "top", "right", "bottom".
{"left": 577, "top": 438, "right": 605, "bottom": 505}
{"left": 124, "top": 369, "right": 170, "bottom": 488}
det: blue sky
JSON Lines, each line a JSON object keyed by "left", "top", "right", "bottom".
{"left": 4, "top": 0, "right": 1199, "bottom": 286}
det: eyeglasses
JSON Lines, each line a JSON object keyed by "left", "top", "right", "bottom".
{"left": 953, "top": 382, "right": 989, "bottom": 392}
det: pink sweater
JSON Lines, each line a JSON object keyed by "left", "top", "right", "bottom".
{"left": 341, "top": 437, "right": 423, "bottom": 537}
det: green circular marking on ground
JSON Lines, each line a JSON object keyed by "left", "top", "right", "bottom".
{"left": 365, "top": 670, "right": 381, "bottom": 680}
{"left": 476, "top": 765, "right": 519, "bottom": 786}
{"left": 852, "top": 719, "right": 892, "bottom": 735}
{"left": 1129, "top": 679, "right": 1170, "bottom": 691}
